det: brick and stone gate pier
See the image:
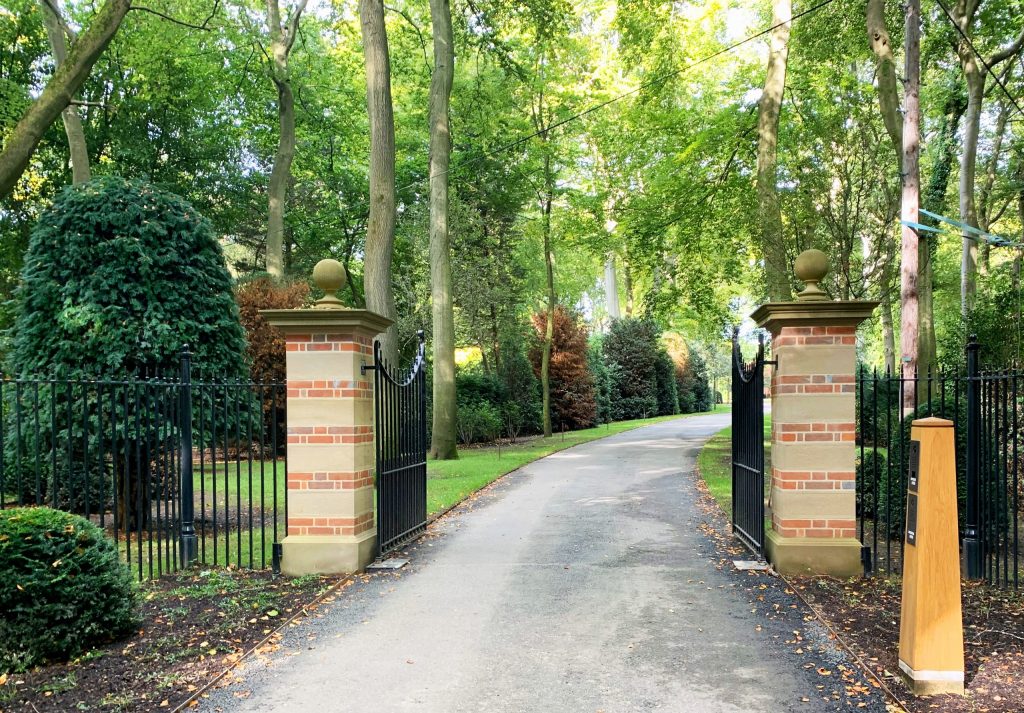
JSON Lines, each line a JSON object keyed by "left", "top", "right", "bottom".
{"left": 753, "top": 250, "right": 877, "bottom": 576}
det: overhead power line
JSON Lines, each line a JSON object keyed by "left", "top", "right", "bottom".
{"left": 286, "top": 0, "right": 837, "bottom": 237}
{"left": 933, "top": 0, "right": 1024, "bottom": 119}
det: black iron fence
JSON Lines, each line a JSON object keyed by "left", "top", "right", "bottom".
{"left": 0, "top": 347, "right": 286, "bottom": 580}
{"left": 856, "top": 337, "right": 1021, "bottom": 588}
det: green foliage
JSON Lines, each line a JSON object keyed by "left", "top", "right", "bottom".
{"left": 0, "top": 508, "right": 139, "bottom": 672}
{"left": 456, "top": 401, "right": 503, "bottom": 447}
{"left": 453, "top": 337, "right": 544, "bottom": 444}
{"left": 654, "top": 349, "right": 679, "bottom": 416}
{"left": 455, "top": 371, "right": 509, "bottom": 445}
{"left": 603, "top": 317, "right": 660, "bottom": 420}
{"left": 588, "top": 336, "right": 616, "bottom": 424}
{"left": 676, "top": 348, "right": 713, "bottom": 414}
{"left": 3, "top": 178, "right": 249, "bottom": 524}
{"left": 855, "top": 364, "right": 902, "bottom": 447}
{"left": 9, "top": 176, "right": 247, "bottom": 377}
{"left": 496, "top": 337, "right": 542, "bottom": 440}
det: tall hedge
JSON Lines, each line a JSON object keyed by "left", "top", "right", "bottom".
{"left": 603, "top": 317, "right": 661, "bottom": 420}
{"left": 530, "top": 307, "right": 597, "bottom": 430}
{"left": 664, "top": 333, "right": 713, "bottom": 414}
{"left": 588, "top": 335, "right": 615, "bottom": 424}
{"left": 678, "top": 349, "right": 713, "bottom": 413}
{"left": 10, "top": 176, "right": 248, "bottom": 377}
{"left": 654, "top": 349, "right": 679, "bottom": 416}
{"left": 497, "top": 336, "right": 542, "bottom": 438}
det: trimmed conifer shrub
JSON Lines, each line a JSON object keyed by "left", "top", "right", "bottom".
{"left": 0, "top": 508, "right": 139, "bottom": 672}
{"left": 603, "top": 317, "right": 660, "bottom": 420}
{"left": 10, "top": 176, "right": 247, "bottom": 378}
{"left": 5, "top": 177, "right": 249, "bottom": 526}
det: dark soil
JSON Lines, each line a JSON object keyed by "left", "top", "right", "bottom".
{"left": 792, "top": 575, "right": 1024, "bottom": 712}
{"left": 0, "top": 569, "right": 340, "bottom": 713}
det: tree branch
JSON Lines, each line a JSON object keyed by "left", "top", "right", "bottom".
{"left": 384, "top": 4, "right": 430, "bottom": 72}
{"left": 988, "top": 23, "right": 1024, "bottom": 67}
{"left": 130, "top": 0, "right": 221, "bottom": 31}
{"left": 40, "top": 0, "right": 77, "bottom": 41}
{"left": 284, "top": 0, "right": 309, "bottom": 52}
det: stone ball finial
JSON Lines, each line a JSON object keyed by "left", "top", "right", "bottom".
{"left": 312, "top": 258, "right": 347, "bottom": 309}
{"left": 794, "top": 249, "right": 829, "bottom": 302}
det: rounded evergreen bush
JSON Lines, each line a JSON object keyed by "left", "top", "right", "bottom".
{"left": 0, "top": 508, "right": 139, "bottom": 672}
{"left": 10, "top": 175, "right": 247, "bottom": 377}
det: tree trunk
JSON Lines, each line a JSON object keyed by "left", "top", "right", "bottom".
{"left": 755, "top": 0, "right": 792, "bottom": 302}
{"left": 39, "top": 0, "right": 91, "bottom": 184}
{"left": 427, "top": 0, "right": 457, "bottom": 460}
{"left": 604, "top": 254, "right": 619, "bottom": 321}
{"left": 977, "top": 99, "right": 1009, "bottom": 274}
{"left": 879, "top": 281, "right": 896, "bottom": 376}
{"left": 951, "top": 3, "right": 1024, "bottom": 317}
{"left": 959, "top": 66, "right": 983, "bottom": 317}
{"left": 540, "top": 153, "right": 555, "bottom": 438}
{"left": 266, "top": 80, "right": 295, "bottom": 280}
{"left": 919, "top": 84, "right": 967, "bottom": 380}
{"left": 359, "top": 0, "right": 398, "bottom": 362}
{"left": 862, "top": 0, "right": 905, "bottom": 377}
{"left": 866, "top": 0, "right": 902, "bottom": 160}
{"left": 900, "top": 0, "right": 920, "bottom": 409}
{"left": 0, "top": 0, "right": 129, "bottom": 199}
{"left": 265, "top": 0, "right": 307, "bottom": 280}
{"left": 623, "top": 259, "right": 634, "bottom": 317}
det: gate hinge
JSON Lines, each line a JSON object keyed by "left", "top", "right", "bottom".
{"left": 764, "top": 359, "right": 778, "bottom": 367}
{"left": 360, "top": 360, "right": 376, "bottom": 375}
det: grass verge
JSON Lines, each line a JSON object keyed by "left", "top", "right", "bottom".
{"left": 695, "top": 415, "right": 771, "bottom": 517}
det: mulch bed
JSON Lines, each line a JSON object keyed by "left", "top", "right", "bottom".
{"left": 792, "top": 575, "right": 1024, "bottom": 712}
{"left": 0, "top": 569, "right": 343, "bottom": 713}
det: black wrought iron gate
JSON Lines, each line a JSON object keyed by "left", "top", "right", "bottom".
{"left": 731, "top": 331, "right": 766, "bottom": 556}
{"left": 370, "top": 332, "right": 428, "bottom": 555}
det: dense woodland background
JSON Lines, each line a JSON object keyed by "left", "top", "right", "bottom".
{"left": 1, "top": 0, "right": 1023, "bottom": 446}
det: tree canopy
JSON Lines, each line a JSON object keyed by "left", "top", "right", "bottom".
{"left": 2, "top": 0, "right": 1023, "bottom": 378}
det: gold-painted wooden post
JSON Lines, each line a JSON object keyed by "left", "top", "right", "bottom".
{"left": 898, "top": 417, "right": 964, "bottom": 696}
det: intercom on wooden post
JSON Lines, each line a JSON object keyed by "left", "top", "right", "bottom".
{"left": 898, "top": 417, "right": 964, "bottom": 696}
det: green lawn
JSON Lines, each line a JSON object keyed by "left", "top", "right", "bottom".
{"left": 426, "top": 407, "right": 730, "bottom": 515}
{"left": 695, "top": 414, "right": 771, "bottom": 517}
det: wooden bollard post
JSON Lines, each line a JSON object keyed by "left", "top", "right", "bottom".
{"left": 898, "top": 417, "right": 964, "bottom": 696}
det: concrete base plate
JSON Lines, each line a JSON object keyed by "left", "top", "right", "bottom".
{"left": 367, "top": 558, "right": 409, "bottom": 571}
{"left": 733, "top": 560, "right": 770, "bottom": 571}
